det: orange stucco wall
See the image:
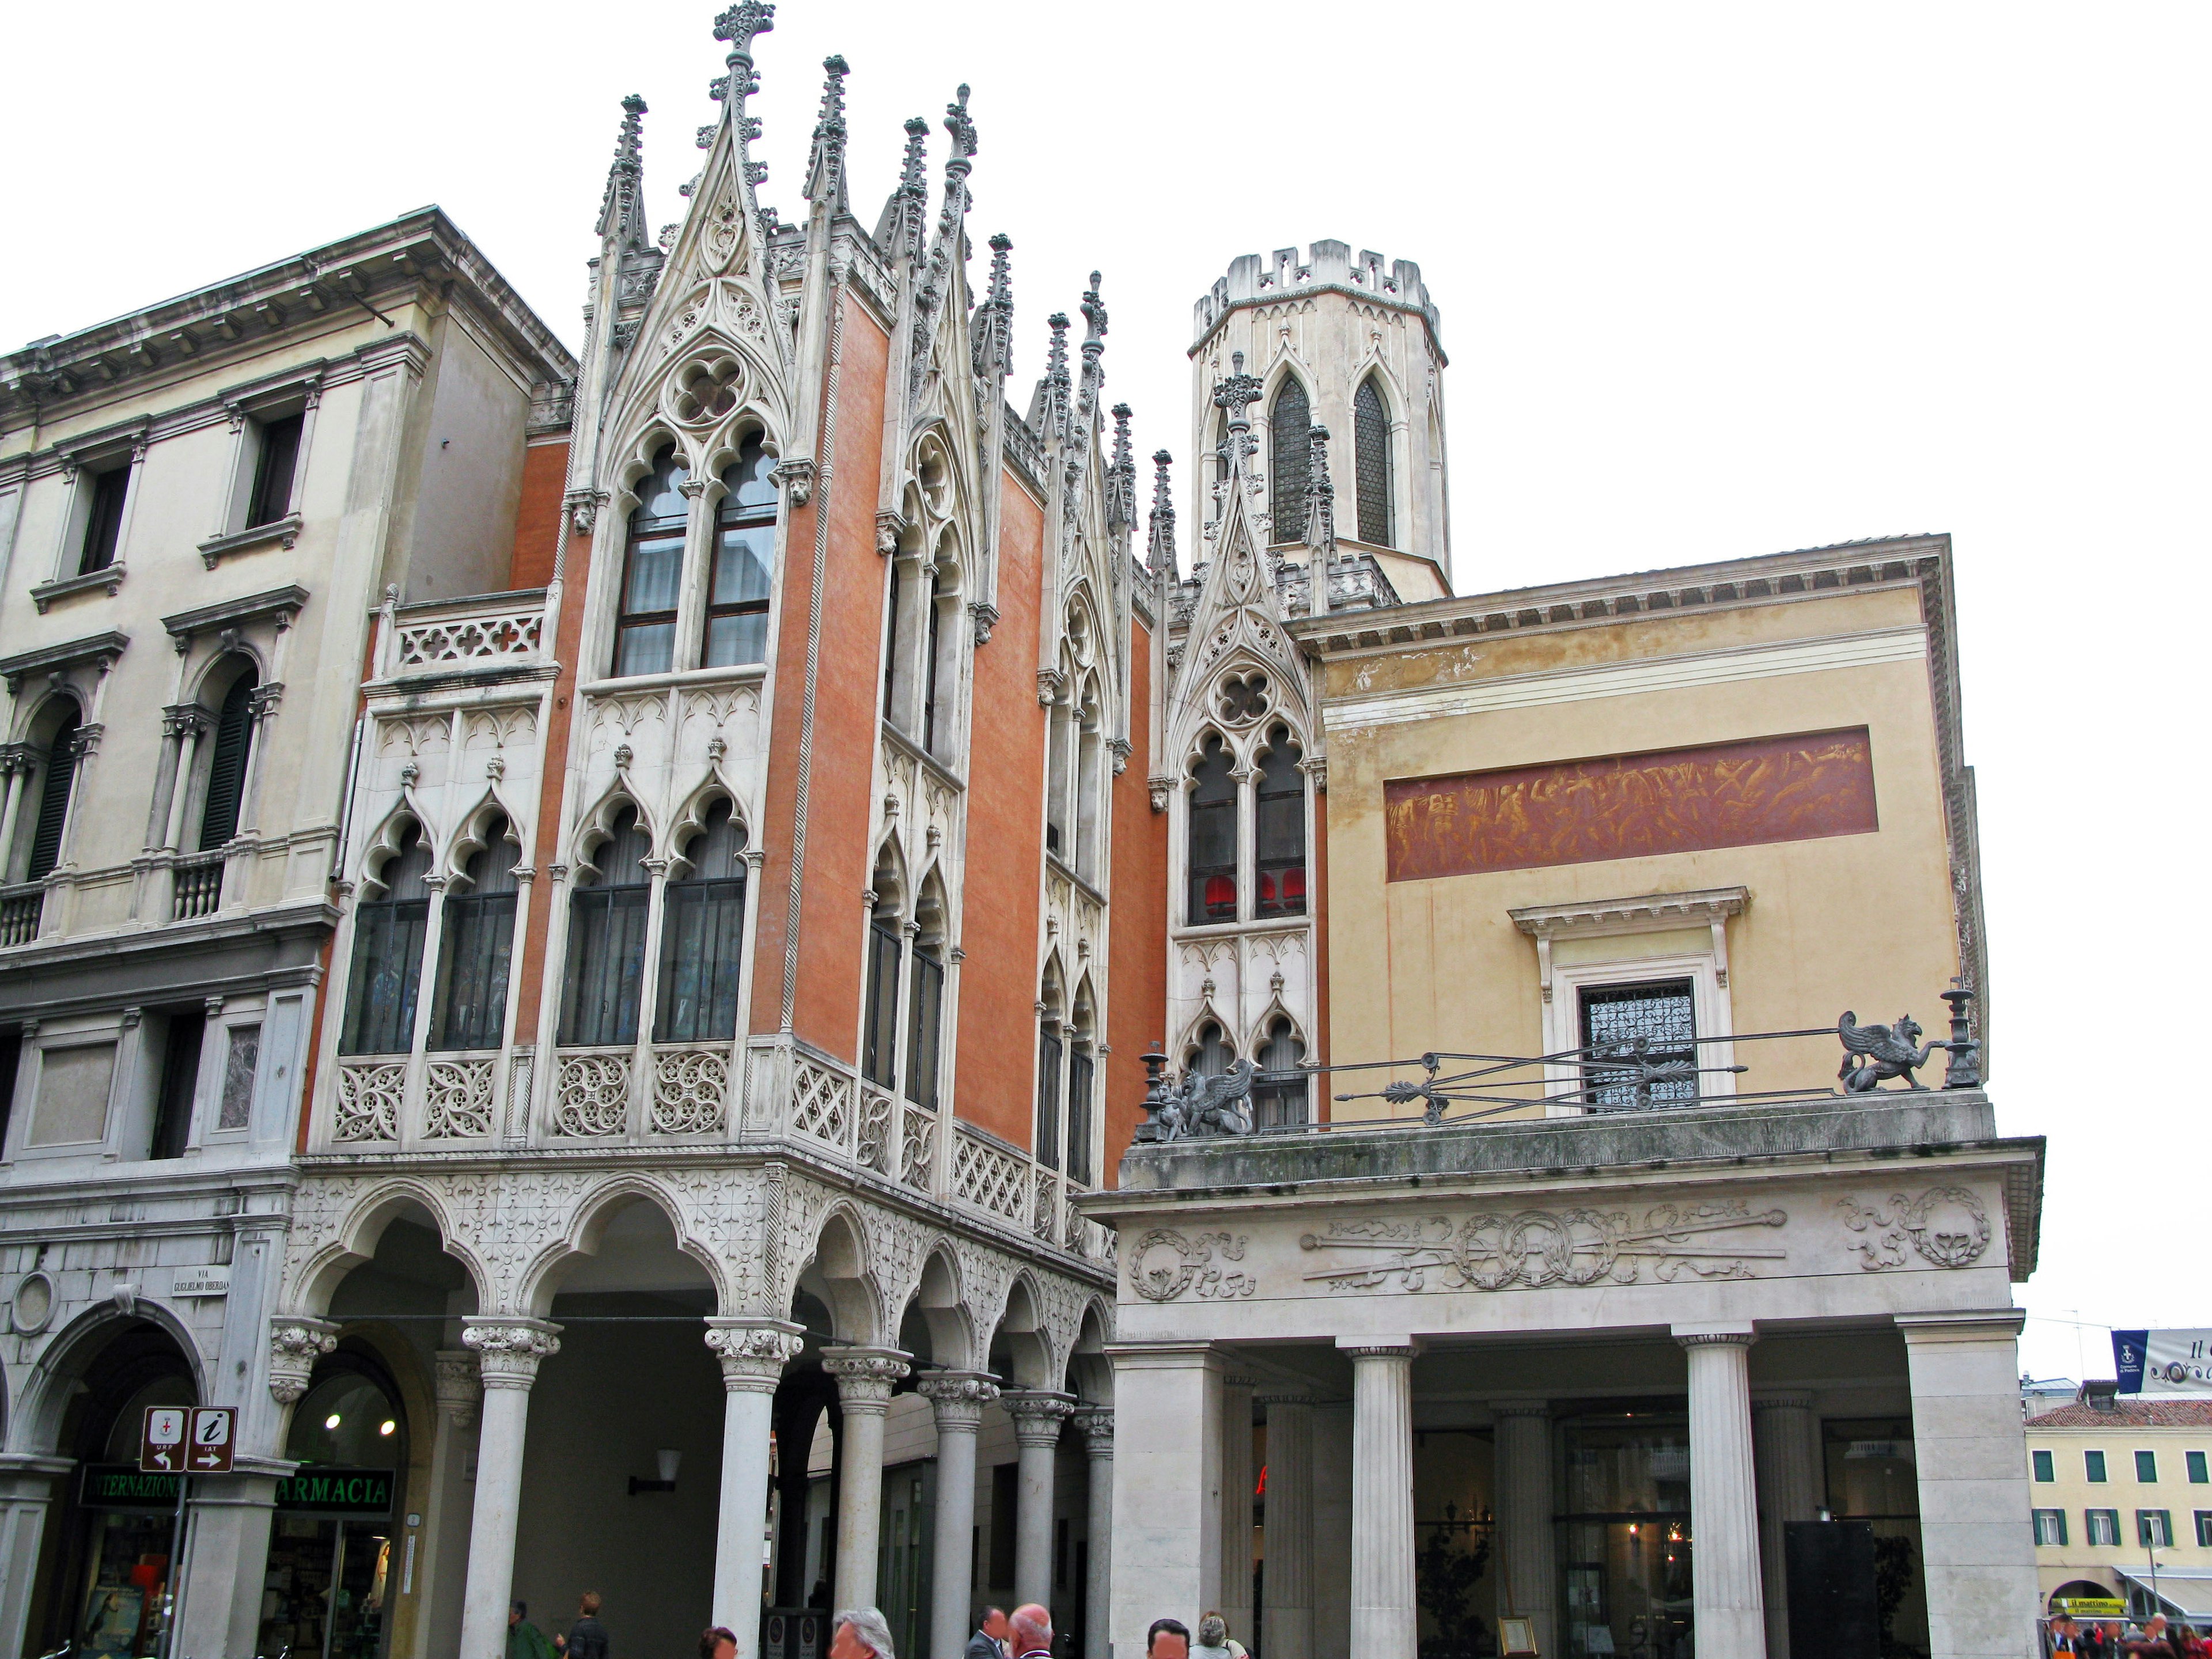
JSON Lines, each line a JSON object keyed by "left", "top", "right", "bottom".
{"left": 507, "top": 439, "right": 569, "bottom": 591}
{"left": 952, "top": 472, "right": 1049, "bottom": 1147}
{"left": 1104, "top": 616, "right": 1166, "bottom": 1181}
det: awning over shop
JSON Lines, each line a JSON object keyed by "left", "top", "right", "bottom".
{"left": 2113, "top": 1569, "right": 2212, "bottom": 1622}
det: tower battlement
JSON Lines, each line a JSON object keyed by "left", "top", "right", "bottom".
{"left": 1191, "top": 240, "right": 1440, "bottom": 352}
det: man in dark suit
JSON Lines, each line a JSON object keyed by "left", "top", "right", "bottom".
{"left": 965, "top": 1608, "right": 1010, "bottom": 1659}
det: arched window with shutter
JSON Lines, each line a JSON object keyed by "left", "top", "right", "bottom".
{"left": 1270, "top": 379, "right": 1310, "bottom": 543}
{"left": 1354, "top": 374, "right": 1393, "bottom": 547}
{"left": 560, "top": 808, "right": 653, "bottom": 1045}
{"left": 657, "top": 800, "right": 748, "bottom": 1043}
{"left": 1186, "top": 733, "right": 1237, "bottom": 924}
{"left": 341, "top": 822, "right": 432, "bottom": 1055}
{"left": 615, "top": 448, "right": 690, "bottom": 677}
{"left": 1253, "top": 1017, "right": 1309, "bottom": 1129}
{"left": 198, "top": 664, "right": 258, "bottom": 851}
{"left": 1188, "top": 1019, "right": 1233, "bottom": 1079}
{"left": 22, "top": 706, "right": 83, "bottom": 883}
{"left": 1255, "top": 725, "right": 1306, "bottom": 918}
{"left": 429, "top": 816, "right": 521, "bottom": 1051}
{"left": 703, "top": 437, "right": 775, "bottom": 668}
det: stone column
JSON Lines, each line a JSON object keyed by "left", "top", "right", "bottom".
{"left": 1492, "top": 1402, "right": 1556, "bottom": 1659}
{"left": 823, "top": 1346, "right": 912, "bottom": 1612}
{"left": 177, "top": 1463, "right": 289, "bottom": 1659}
{"left": 1343, "top": 1343, "right": 1419, "bottom": 1659}
{"left": 1220, "top": 1376, "right": 1256, "bottom": 1648}
{"left": 1752, "top": 1391, "right": 1822, "bottom": 1659}
{"left": 922, "top": 1372, "right": 1001, "bottom": 1659}
{"left": 1075, "top": 1408, "right": 1115, "bottom": 1659}
{"left": 1311, "top": 1402, "right": 1353, "bottom": 1659}
{"left": 1896, "top": 1311, "right": 2040, "bottom": 1659}
{"left": 1108, "top": 1344, "right": 1224, "bottom": 1659}
{"left": 0, "top": 1457, "right": 73, "bottom": 1659}
{"left": 1260, "top": 1392, "right": 1315, "bottom": 1659}
{"left": 1676, "top": 1327, "right": 1764, "bottom": 1659}
{"left": 457, "top": 1318, "right": 562, "bottom": 1659}
{"left": 412, "top": 1350, "right": 482, "bottom": 1659}
{"left": 1008, "top": 1390, "right": 1078, "bottom": 1613}
{"left": 709, "top": 1320, "right": 806, "bottom": 1654}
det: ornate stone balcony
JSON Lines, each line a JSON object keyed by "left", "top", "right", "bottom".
{"left": 369, "top": 588, "right": 550, "bottom": 684}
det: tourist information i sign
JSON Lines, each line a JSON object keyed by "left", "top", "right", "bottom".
{"left": 138, "top": 1407, "right": 187, "bottom": 1473}
{"left": 188, "top": 1407, "right": 235, "bottom": 1472}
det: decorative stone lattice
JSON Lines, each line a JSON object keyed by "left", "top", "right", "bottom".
{"left": 900, "top": 1108, "right": 935, "bottom": 1192}
{"left": 858, "top": 1086, "right": 895, "bottom": 1173}
{"left": 953, "top": 1129, "right": 1028, "bottom": 1222}
{"left": 791, "top": 1060, "right": 851, "bottom": 1151}
{"left": 334, "top": 1062, "right": 402, "bottom": 1142}
{"left": 554, "top": 1052, "right": 630, "bottom": 1137}
{"left": 653, "top": 1049, "right": 728, "bottom": 1134}
{"left": 396, "top": 609, "right": 543, "bottom": 666}
{"left": 423, "top": 1059, "right": 495, "bottom": 1138}
{"left": 1033, "top": 1169, "right": 1060, "bottom": 1241}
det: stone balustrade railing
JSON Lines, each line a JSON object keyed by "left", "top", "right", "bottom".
{"left": 373, "top": 588, "right": 548, "bottom": 679}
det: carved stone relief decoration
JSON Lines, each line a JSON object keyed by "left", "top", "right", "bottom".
{"left": 377, "top": 714, "right": 450, "bottom": 758}
{"left": 1128, "top": 1229, "right": 1256, "bottom": 1302}
{"left": 1836, "top": 1187, "right": 1992, "bottom": 1271}
{"left": 1298, "top": 1201, "right": 1789, "bottom": 1293}
{"left": 868, "top": 1209, "right": 935, "bottom": 1341}
{"left": 464, "top": 706, "right": 537, "bottom": 751}
{"left": 589, "top": 695, "right": 667, "bottom": 755}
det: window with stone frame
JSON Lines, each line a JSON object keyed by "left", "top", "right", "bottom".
{"left": 1354, "top": 374, "right": 1392, "bottom": 548}
{"left": 1252, "top": 1017, "right": 1309, "bottom": 1130}
{"left": 1186, "top": 733, "right": 1237, "bottom": 924}
{"left": 341, "top": 822, "right": 432, "bottom": 1055}
{"left": 862, "top": 888, "right": 902, "bottom": 1090}
{"left": 197, "top": 662, "right": 258, "bottom": 852}
{"left": 1187, "top": 1019, "right": 1233, "bottom": 1081}
{"left": 1270, "top": 378, "right": 1310, "bottom": 542}
{"left": 78, "top": 463, "right": 131, "bottom": 575}
{"left": 656, "top": 799, "right": 748, "bottom": 1043}
{"left": 703, "top": 438, "right": 775, "bottom": 668}
{"left": 903, "top": 881, "right": 947, "bottom": 1113}
{"left": 1254, "top": 725, "right": 1306, "bottom": 917}
{"left": 429, "top": 816, "right": 522, "bottom": 1052}
{"left": 1035, "top": 1017, "right": 1064, "bottom": 1171}
{"left": 1577, "top": 978, "right": 1699, "bottom": 1111}
{"left": 245, "top": 412, "right": 305, "bottom": 529}
{"left": 559, "top": 808, "right": 652, "bottom": 1046}
{"left": 20, "top": 703, "right": 84, "bottom": 884}
{"left": 614, "top": 447, "right": 690, "bottom": 677}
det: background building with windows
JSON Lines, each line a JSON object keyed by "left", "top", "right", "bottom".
{"left": 2025, "top": 1397, "right": 2212, "bottom": 1624}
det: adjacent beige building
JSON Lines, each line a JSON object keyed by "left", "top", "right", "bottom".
{"left": 2025, "top": 1399, "right": 2212, "bottom": 1622}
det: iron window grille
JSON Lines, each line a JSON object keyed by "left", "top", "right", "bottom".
{"left": 1578, "top": 979, "right": 1698, "bottom": 1111}
{"left": 1353, "top": 376, "right": 1392, "bottom": 548}
{"left": 1269, "top": 381, "right": 1310, "bottom": 542}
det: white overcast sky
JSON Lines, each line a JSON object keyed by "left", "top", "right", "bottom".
{"left": 6, "top": 2, "right": 2205, "bottom": 1383}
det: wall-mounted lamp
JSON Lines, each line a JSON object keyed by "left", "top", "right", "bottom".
{"left": 630, "top": 1449, "right": 681, "bottom": 1495}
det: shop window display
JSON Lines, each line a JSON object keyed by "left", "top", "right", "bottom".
{"left": 1555, "top": 1414, "right": 1694, "bottom": 1659}
{"left": 257, "top": 1368, "right": 404, "bottom": 1659}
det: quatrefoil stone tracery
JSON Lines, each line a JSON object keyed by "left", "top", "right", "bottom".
{"left": 674, "top": 359, "right": 742, "bottom": 425}
{"left": 1216, "top": 671, "right": 1271, "bottom": 726}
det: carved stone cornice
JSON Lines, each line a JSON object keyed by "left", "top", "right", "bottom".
{"left": 0, "top": 630, "right": 127, "bottom": 695}
{"left": 821, "top": 1345, "right": 911, "bottom": 1412}
{"left": 1005, "top": 1389, "right": 1078, "bottom": 1447}
{"left": 434, "top": 1349, "right": 482, "bottom": 1427}
{"left": 704, "top": 1318, "right": 806, "bottom": 1394}
{"left": 162, "top": 704, "right": 214, "bottom": 740}
{"left": 267, "top": 1316, "right": 340, "bottom": 1404}
{"left": 463, "top": 1317, "right": 563, "bottom": 1388}
{"left": 162, "top": 584, "right": 309, "bottom": 646}
{"left": 29, "top": 564, "right": 127, "bottom": 615}
{"left": 918, "top": 1370, "right": 1001, "bottom": 1430}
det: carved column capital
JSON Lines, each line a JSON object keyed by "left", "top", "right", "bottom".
{"left": 434, "top": 1349, "right": 482, "bottom": 1428}
{"left": 821, "top": 1346, "right": 911, "bottom": 1414}
{"left": 1005, "top": 1389, "right": 1078, "bottom": 1448}
{"left": 704, "top": 1318, "right": 806, "bottom": 1395}
{"left": 267, "top": 1316, "right": 341, "bottom": 1404}
{"left": 1675, "top": 1327, "right": 1758, "bottom": 1351}
{"left": 918, "top": 1370, "right": 1001, "bottom": 1430}
{"left": 1073, "top": 1406, "right": 1115, "bottom": 1456}
{"left": 463, "top": 1317, "right": 563, "bottom": 1388}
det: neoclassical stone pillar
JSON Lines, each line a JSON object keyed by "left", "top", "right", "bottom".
{"left": 1676, "top": 1327, "right": 1764, "bottom": 1659}
{"left": 1896, "top": 1310, "right": 2040, "bottom": 1659}
{"left": 0, "top": 1457, "right": 73, "bottom": 1659}
{"left": 177, "top": 1464, "right": 290, "bottom": 1659}
{"left": 1219, "top": 1376, "right": 1256, "bottom": 1647}
{"left": 1075, "top": 1408, "right": 1115, "bottom": 1659}
{"left": 1752, "top": 1391, "right": 1822, "bottom": 1659}
{"left": 823, "top": 1346, "right": 912, "bottom": 1611}
{"left": 1343, "top": 1342, "right": 1419, "bottom": 1659}
{"left": 709, "top": 1320, "right": 806, "bottom": 1653}
{"left": 1108, "top": 1344, "right": 1223, "bottom": 1659}
{"left": 414, "top": 1350, "right": 482, "bottom": 1659}
{"left": 1260, "top": 1391, "right": 1315, "bottom": 1659}
{"left": 922, "top": 1372, "right": 1001, "bottom": 1659}
{"left": 1491, "top": 1402, "right": 1556, "bottom": 1659}
{"left": 457, "top": 1317, "right": 562, "bottom": 1659}
{"left": 1007, "top": 1389, "right": 1078, "bottom": 1612}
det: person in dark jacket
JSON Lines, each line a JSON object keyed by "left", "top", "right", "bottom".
{"left": 555, "top": 1592, "right": 609, "bottom": 1659}
{"left": 964, "top": 1607, "right": 1010, "bottom": 1659}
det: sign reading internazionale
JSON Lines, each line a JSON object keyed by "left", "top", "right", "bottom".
{"left": 81, "top": 1464, "right": 395, "bottom": 1513}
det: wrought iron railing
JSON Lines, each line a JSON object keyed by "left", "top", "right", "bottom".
{"left": 1134, "top": 986, "right": 1985, "bottom": 1144}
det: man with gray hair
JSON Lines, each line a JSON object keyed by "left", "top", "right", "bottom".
{"left": 830, "top": 1608, "right": 897, "bottom": 1659}
{"left": 1009, "top": 1604, "right": 1054, "bottom": 1659}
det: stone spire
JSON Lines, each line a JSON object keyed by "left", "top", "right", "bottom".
{"left": 1214, "top": 350, "right": 1264, "bottom": 472}
{"left": 802, "top": 54, "right": 851, "bottom": 210}
{"left": 597, "top": 94, "right": 652, "bottom": 253}
{"left": 711, "top": 2, "right": 774, "bottom": 195}
{"left": 886, "top": 116, "right": 930, "bottom": 263}
{"left": 1303, "top": 423, "right": 1337, "bottom": 560}
{"left": 1147, "top": 449, "right": 1177, "bottom": 575}
{"left": 972, "top": 233, "right": 1013, "bottom": 380}
{"left": 1107, "top": 404, "right": 1136, "bottom": 535}
{"left": 1075, "top": 272, "right": 1108, "bottom": 438}
{"left": 910, "top": 85, "right": 977, "bottom": 404}
{"left": 1032, "top": 310, "right": 1070, "bottom": 437}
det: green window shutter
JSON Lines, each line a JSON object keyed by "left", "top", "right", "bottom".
{"left": 25, "top": 711, "right": 82, "bottom": 881}
{"left": 199, "top": 673, "right": 257, "bottom": 851}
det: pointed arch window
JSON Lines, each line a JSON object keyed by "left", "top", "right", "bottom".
{"left": 922, "top": 569, "right": 948, "bottom": 757}
{"left": 1255, "top": 724, "right": 1306, "bottom": 918}
{"left": 560, "top": 808, "right": 652, "bottom": 1046}
{"left": 1270, "top": 380, "right": 1310, "bottom": 543}
{"left": 1253, "top": 1017, "right": 1309, "bottom": 1130}
{"left": 198, "top": 664, "right": 258, "bottom": 851}
{"left": 1036, "top": 1012, "right": 1065, "bottom": 1171}
{"left": 657, "top": 800, "right": 748, "bottom": 1043}
{"left": 904, "top": 896, "right": 945, "bottom": 1116}
{"left": 1066, "top": 991, "right": 1096, "bottom": 1186}
{"left": 1354, "top": 376, "right": 1393, "bottom": 547}
{"left": 1187, "top": 733, "right": 1237, "bottom": 923}
{"left": 615, "top": 448, "right": 690, "bottom": 677}
{"left": 430, "top": 816, "right": 520, "bottom": 1051}
{"left": 862, "top": 884, "right": 903, "bottom": 1089}
{"left": 1189, "top": 1019, "right": 1233, "bottom": 1079}
{"left": 340, "top": 822, "right": 432, "bottom": 1055}
{"left": 22, "top": 706, "right": 83, "bottom": 884}
{"left": 703, "top": 438, "right": 775, "bottom": 669}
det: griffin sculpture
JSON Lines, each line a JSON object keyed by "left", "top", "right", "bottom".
{"left": 1837, "top": 1012, "right": 1945, "bottom": 1093}
{"left": 1156, "top": 1058, "right": 1257, "bottom": 1141}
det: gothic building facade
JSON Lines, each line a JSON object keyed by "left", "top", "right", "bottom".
{"left": 0, "top": 7, "right": 2040, "bottom": 1659}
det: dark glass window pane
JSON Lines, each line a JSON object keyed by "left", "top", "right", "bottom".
{"left": 343, "top": 825, "right": 432, "bottom": 1054}
{"left": 615, "top": 447, "right": 690, "bottom": 677}
{"left": 1187, "top": 733, "right": 1238, "bottom": 924}
{"left": 703, "top": 612, "right": 768, "bottom": 669}
{"left": 559, "top": 887, "right": 649, "bottom": 1046}
{"left": 1036, "top": 1028, "right": 1063, "bottom": 1169}
{"left": 25, "top": 709, "right": 81, "bottom": 882}
{"left": 79, "top": 466, "right": 129, "bottom": 574}
{"left": 431, "top": 820, "right": 520, "bottom": 1051}
{"left": 922, "top": 578, "right": 945, "bottom": 756}
{"left": 704, "top": 440, "right": 775, "bottom": 669}
{"left": 624, "top": 531, "right": 685, "bottom": 615}
{"left": 149, "top": 1010, "right": 206, "bottom": 1160}
{"left": 247, "top": 414, "right": 304, "bottom": 527}
{"left": 905, "top": 950, "right": 944, "bottom": 1110}
{"left": 1578, "top": 979, "right": 1698, "bottom": 1111}
{"left": 1253, "top": 1018, "right": 1309, "bottom": 1130}
{"left": 1066, "top": 1050, "right": 1093, "bottom": 1184}
{"left": 1270, "top": 380, "right": 1310, "bottom": 543}
{"left": 198, "top": 668, "right": 258, "bottom": 851}
{"left": 862, "top": 916, "right": 902, "bottom": 1087}
{"left": 1354, "top": 376, "right": 1392, "bottom": 547}
{"left": 614, "top": 620, "right": 676, "bottom": 677}
{"left": 656, "top": 801, "right": 748, "bottom": 1044}
{"left": 710, "top": 525, "right": 772, "bottom": 607}
{"left": 1255, "top": 727, "right": 1305, "bottom": 918}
